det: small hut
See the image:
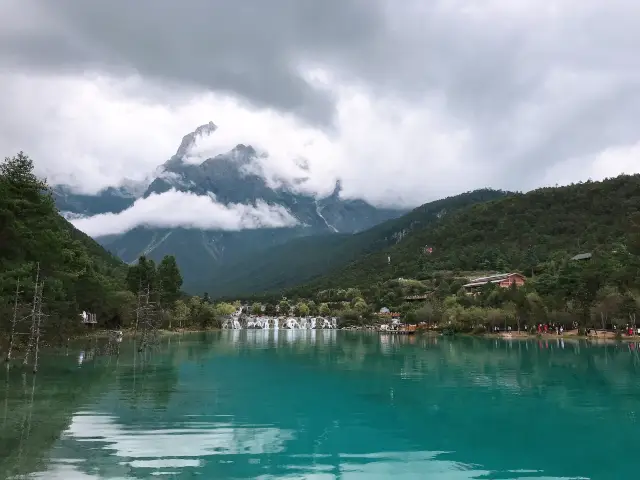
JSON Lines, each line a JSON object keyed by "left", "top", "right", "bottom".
{"left": 80, "top": 311, "right": 98, "bottom": 329}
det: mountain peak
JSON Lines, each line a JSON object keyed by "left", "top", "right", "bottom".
{"left": 330, "top": 179, "right": 343, "bottom": 198}
{"left": 175, "top": 121, "right": 218, "bottom": 158}
{"left": 198, "top": 144, "right": 258, "bottom": 178}
{"left": 229, "top": 144, "right": 257, "bottom": 162}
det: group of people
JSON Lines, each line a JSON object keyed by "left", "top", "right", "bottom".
{"left": 535, "top": 323, "right": 564, "bottom": 335}
{"left": 615, "top": 325, "right": 640, "bottom": 336}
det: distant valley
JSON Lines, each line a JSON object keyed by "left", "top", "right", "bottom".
{"left": 53, "top": 122, "right": 406, "bottom": 293}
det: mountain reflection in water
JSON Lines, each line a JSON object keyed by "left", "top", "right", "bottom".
{"left": 1, "top": 330, "right": 638, "bottom": 479}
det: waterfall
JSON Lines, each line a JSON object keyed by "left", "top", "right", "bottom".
{"left": 284, "top": 318, "right": 301, "bottom": 329}
{"left": 222, "top": 316, "right": 332, "bottom": 331}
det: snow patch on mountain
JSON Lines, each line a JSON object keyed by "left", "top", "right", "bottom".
{"left": 60, "top": 211, "right": 87, "bottom": 221}
{"left": 141, "top": 231, "right": 174, "bottom": 257}
{"left": 314, "top": 200, "right": 339, "bottom": 233}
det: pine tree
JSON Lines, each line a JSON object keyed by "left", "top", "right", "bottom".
{"left": 157, "top": 255, "right": 183, "bottom": 308}
{"left": 126, "top": 256, "right": 157, "bottom": 294}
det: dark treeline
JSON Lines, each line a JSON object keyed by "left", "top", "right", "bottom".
{"left": 0, "top": 153, "right": 237, "bottom": 343}
{"left": 0, "top": 152, "right": 131, "bottom": 338}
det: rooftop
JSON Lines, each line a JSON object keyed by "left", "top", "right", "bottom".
{"left": 463, "top": 272, "right": 522, "bottom": 288}
{"left": 570, "top": 252, "right": 592, "bottom": 261}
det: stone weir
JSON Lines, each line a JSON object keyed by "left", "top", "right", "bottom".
{"left": 221, "top": 316, "right": 338, "bottom": 330}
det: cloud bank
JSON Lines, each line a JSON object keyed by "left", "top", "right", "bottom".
{"left": 2, "top": 0, "right": 640, "bottom": 209}
{"left": 70, "top": 189, "right": 299, "bottom": 237}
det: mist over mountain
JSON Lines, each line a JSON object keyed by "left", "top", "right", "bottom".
{"left": 53, "top": 122, "right": 406, "bottom": 292}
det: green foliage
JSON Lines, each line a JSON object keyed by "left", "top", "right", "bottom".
{"left": 168, "top": 296, "right": 237, "bottom": 330}
{"left": 172, "top": 300, "right": 191, "bottom": 328}
{"left": 251, "top": 302, "right": 263, "bottom": 315}
{"left": 157, "top": 255, "right": 183, "bottom": 307}
{"left": 318, "top": 303, "right": 331, "bottom": 316}
{"left": 0, "top": 153, "right": 130, "bottom": 335}
{"left": 205, "top": 189, "right": 508, "bottom": 297}
{"left": 0, "top": 153, "right": 209, "bottom": 336}
{"left": 214, "top": 302, "right": 237, "bottom": 316}
{"left": 294, "top": 302, "right": 310, "bottom": 316}
{"left": 278, "top": 299, "right": 291, "bottom": 315}
{"left": 264, "top": 303, "right": 277, "bottom": 315}
{"left": 300, "top": 175, "right": 640, "bottom": 290}
{"left": 273, "top": 175, "right": 640, "bottom": 332}
{"left": 126, "top": 256, "right": 157, "bottom": 293}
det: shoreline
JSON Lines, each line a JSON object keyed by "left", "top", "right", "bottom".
{"left": 4, "top": 326, "right": 638, "bottom": 352}
{"left": 461, "top": 330, "right": 640, "bottom": 344}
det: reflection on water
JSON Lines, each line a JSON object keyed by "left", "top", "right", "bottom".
{"left": 1, "top": 331, "right": 639, "bottom": 478}
{"left": 46, "top": 411, "right": 293, "bottom": 477}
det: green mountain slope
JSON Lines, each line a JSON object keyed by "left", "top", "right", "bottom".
{"left": 208, "top": 189, "right": 509, "bottom": 297}
{"left": 0, "top": 153, "right": 131, "bottom": 336}
{"left": 299, "top": 175, "right": 640, "bottom": 291}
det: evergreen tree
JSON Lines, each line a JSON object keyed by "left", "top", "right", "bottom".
{"left": 157, "top": 255, "right": 183, "bottom": 307}
{"left": 126, "top": 256, "right": 157, "bottom": 294}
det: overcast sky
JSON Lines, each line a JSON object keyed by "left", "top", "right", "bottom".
{"left": 2, "top": 0, "right": 640, "bottom": 210}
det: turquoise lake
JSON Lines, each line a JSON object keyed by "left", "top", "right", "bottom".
{"left": 2, "top": 330, "right": 640, "bottom": 479}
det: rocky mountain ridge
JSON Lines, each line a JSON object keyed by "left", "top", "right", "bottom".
{"left": 53, "top": 122, "right": 406, "bottom": 292}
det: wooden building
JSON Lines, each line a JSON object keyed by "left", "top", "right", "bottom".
{"left": 463, "top": 273, "right": 526, "bottom": 291}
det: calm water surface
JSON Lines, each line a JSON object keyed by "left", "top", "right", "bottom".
{"left": 2, "top": 331, "right": 640, "bottom": 479}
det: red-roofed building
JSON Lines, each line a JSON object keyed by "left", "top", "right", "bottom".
{"left": 463, "top": 273, "right": 525, "bottom": 291}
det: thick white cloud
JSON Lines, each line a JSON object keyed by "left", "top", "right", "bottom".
{"left": 69, "top": 189, "right": 298, "bottom": 237}
{"left": 0, "top": 70, "right": 484, "bottom": 206}
{"left": 2, "top": 0, "right": 640, "bottom": 211}
{"left": 542, "top": 142, "right": 640, "bottom": 187}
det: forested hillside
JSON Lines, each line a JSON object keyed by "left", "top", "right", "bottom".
{"left": 0, "top": 153, "right": 132, "bottom": 337}
{"left": 247, "top": 175, "right": 640, "bottom": 332}
{"left": 300, "top": 175, "right": 640, "bottom": 290}
{"left": 207, "top": 189, "right": 509, "bottom": 297}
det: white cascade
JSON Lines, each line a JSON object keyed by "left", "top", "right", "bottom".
{"left": 284, "top": 318, "right": 300, "bottom": 329}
